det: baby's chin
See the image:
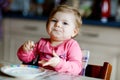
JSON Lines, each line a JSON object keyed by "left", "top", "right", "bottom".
{"left": 51, "top": 38, "right": 63, "bottom": 41}
{"left": 50, "top": 34, "right": 71, "bottom": 41}
{"left": 51, "top": 37, "right": 70, "bottom": 41}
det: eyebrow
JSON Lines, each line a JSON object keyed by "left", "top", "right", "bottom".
{"left": 50, "top": 16, "right": 69, "bottom": 22}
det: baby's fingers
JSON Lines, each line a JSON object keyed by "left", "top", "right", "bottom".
{"left": 42, "top": 61, "right": 51, "bottom": 66}
{"left": 38, "top": 60, "right": 47, "bottom": 66}
{"left": 23, "top": 44, "right": 29, "bottom": 51}
{"left": 30, "top": 40, "right": 35, "bottom": 48}
{"left": 23, "top": 40, "right": 35, "bottom": 52}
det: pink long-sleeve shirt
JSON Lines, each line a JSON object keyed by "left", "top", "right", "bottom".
{"left": 17, "top": 38, "right": 82, "bottom": 75}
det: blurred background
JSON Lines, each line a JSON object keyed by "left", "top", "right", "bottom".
{"left": 1, "top": 0, "right": 120, "bottom": 80}
{"left": 2, "top": 0, "right": 120, "bottom": 22}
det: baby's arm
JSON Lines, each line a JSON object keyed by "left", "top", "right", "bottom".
{"left": 17, "top": 40, "right": 36, "bottom": 63}
{"left": 54, "top": 41, "right": 82, "bottom": 75}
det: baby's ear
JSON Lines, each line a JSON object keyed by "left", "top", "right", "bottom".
{"left": 71, "top": 28, "right": 78, "bottom": 37}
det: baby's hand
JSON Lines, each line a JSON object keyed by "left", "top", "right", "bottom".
{"left": 23, "top": 40, "right": 35, "bottom": 52}
{"left": 39, "top": 50, "right": 60, "bottom": 67}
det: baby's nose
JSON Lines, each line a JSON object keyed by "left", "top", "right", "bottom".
{"left": 55, "top": 22, "right": 61, "bottom": 27}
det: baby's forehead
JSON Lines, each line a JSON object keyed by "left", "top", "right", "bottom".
{"left": 53, "top": 11, "right": 75, "bottom": 17}
{"left": 53, "top": 12, "right": 75, "bottom": 18}
{"left": 51, "top": 12, "right": 76, "bottom": 24}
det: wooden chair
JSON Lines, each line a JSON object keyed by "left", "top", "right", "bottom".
{"left": 85, "top": 62, "right": 112, "bottom": 80}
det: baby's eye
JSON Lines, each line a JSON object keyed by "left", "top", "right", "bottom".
{"left": 51, "top": 19, "right": 57, "bottom": 22}
{"left": 63, "top": 22, "right": 68, "bottom": 25}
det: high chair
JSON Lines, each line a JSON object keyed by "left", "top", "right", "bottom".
{"left": 80, "top": 49, "right": 90, "bottom": 75}
{"left": 85, "top": 62, "right": 112, "bottom": 80}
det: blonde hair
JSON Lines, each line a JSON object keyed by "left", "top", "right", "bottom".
{"left": 46, "top": 5, "right": 82, "bottom": 37}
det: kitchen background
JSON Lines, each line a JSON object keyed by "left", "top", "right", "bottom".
{"left": 2, "top": 0, "right": 120, "bottom": 22}
{"left": 1, "top": 0, "right": 120, "bottom": 80}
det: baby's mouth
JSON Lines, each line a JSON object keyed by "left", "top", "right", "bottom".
{"left": 53, "top": 28, "right": 62, "bottom": 32}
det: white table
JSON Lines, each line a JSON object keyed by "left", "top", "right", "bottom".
{"left": 0, "top": 73, "right": 103, "bottom": 80}
{"left": 0, "top": 61, "right": 102, "bottom": 80}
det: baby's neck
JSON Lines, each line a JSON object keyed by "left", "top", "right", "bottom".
{"left": 50, "top": 40, "right": 63, "bottom": 47}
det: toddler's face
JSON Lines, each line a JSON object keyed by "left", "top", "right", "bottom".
{"left": 47, "top": 12, "right": 77, "bottom": 41}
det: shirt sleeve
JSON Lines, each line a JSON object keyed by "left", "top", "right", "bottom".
{"left": 17, "top": 45, "right": 37, "bottom": 63}
{"left": 17, "top": 38, "right": 46, "bottom": 63}
{"left": 54, "top": 40, "right": 83, "bottom": 75}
